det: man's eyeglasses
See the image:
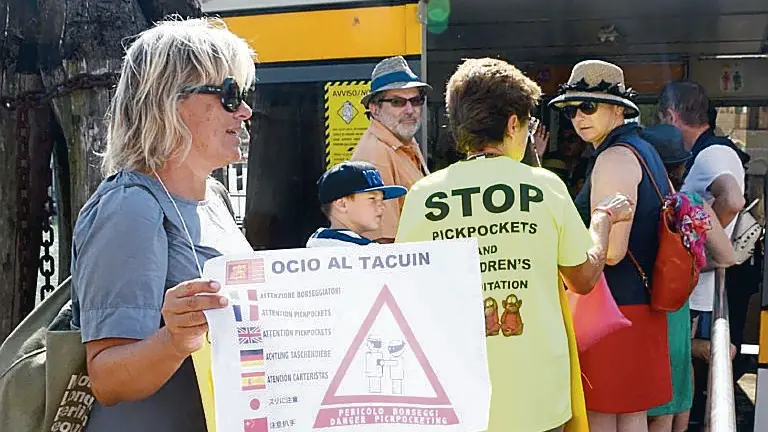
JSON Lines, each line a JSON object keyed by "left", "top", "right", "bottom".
{"left": 379, "top": 95, "right": 426, "bottom": 108}
{"left": 562, "top": 101, "right": 599, "bottom": 119}
{"left": 182, "top": 77, "right": 253, "bottom": 113}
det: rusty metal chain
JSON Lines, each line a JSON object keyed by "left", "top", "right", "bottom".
{"left": 39, "top": 184, "right": 56, "bottom": 301}
{"left": 1, "top": 72, "right": 119, "bottom": 111}
{"left": 2, "top": 72, "right": 118, "bottom": 303}
{"left": 15, "top": 104, "right": 33, "bottom": 306}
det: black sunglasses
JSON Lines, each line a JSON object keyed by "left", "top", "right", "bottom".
{"left": 182, "top": 77, "right": 253, "bottom": 113}
{"left": 379, "top": 95, "right": 426, "bottom": 108}
{"left": 562, "top": 101, "right": 599, "bottom": 119}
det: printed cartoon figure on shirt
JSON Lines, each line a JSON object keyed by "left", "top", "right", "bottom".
{"left": 484, "top": 297, "right": 501, "bottom": 336}
{"left": 500, "top": 294, "right": 524, "bottom": 336}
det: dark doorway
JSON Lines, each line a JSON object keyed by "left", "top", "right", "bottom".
{"left": 244, "top": 82, "right": 328, "bottom": 250}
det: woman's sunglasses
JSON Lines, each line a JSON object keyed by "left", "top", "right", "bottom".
{"left": 379, "top": 95, "right": 426, "bottom": 108}
{"left": 182, "top": 77, "right": 253, "bottom": 113}
{"left": 562, "top": 101, "right": 599, "bottom": 119}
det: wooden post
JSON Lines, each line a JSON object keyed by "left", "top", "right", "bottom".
{"left": 39, "top": 0, "right": 148, "bottom": 221}
{"left": 0, "top": 0, "right": 203, "bottom": 339}
{"left": 51, "top": 110, "right": 74, "bottom": 285}
{"left": 0, "top": 0, "right": 53, "bottom": 340}
{"left": 38, "top": 0, "right": 202, "bottom": 285}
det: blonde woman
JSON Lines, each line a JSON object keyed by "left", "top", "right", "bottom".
{"left": 549, "top": 60, "right": 673, "bottom": 432}
{"left": 70, "top": 18, "right": 254, "bottom": 431}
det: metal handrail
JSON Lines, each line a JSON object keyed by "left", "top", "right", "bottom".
{"left": 705, "top": 267, "right": 737, "bottom": 431}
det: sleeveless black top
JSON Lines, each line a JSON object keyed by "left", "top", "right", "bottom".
{"left": 574, "top": 124, "right": 671, "bottom": 306}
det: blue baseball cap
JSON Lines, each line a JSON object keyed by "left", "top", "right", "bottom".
{"left": 317, "top": 161, "right": 407, "bottom": 205}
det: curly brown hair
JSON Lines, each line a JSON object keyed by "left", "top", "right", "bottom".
{"left": 446, "top": 58, "right": 542, "bottom": 155}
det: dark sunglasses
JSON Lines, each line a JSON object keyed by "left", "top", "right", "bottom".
{"left": 379, "top": 95, "right": 426, "bottom": 108}
{"left": 562, "top": 101, "right": 599, "bottom": 119}
{"left": 182, "top": 77, "right": 253, "bottom": 113}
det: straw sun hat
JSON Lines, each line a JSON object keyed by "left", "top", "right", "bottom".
{"left": 549, "top": 60, "right": 639, "bottom": 118}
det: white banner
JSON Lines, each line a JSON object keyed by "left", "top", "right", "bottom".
{"left": 203, "top": 239, "right": 490, "bottom": 432}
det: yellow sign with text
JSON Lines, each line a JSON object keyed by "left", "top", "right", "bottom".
{"left": 324, "top": 81, "right": 371, "bottom": 170}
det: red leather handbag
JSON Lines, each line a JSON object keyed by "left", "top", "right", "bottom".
{"left": 619, "top": 145, "right": 699, "bottom": 312}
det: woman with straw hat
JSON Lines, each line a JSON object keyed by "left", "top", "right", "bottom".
{"left": 549, "top": 60, "right": 673, "bottom": 431}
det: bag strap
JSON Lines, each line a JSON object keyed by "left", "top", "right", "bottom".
{"left": 613, "top": 142, "right": 674, "bottom": 290}
{"left": 625, "top": 251, "right": 650, "bottom": 290}
{"left": 615, "top": 143, "right": 675, "bottom": 201}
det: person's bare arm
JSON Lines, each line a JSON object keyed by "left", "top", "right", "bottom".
{"left": 590, "top": 146, "right": 642, "bottom": 265}
{"left": 559, "top": 193, "right": 634, "bottom": 293}
{"left": 559, "top": 211, "right": 611, "bottom": 293}
{"left": 709, "top": 174, "right": 745, "bottom": 228}
{"left": 86, "top": 280, "right": 227, "bottom": 406}
{"left": 86, "top": 331, "right": 186, "bottom": 406}
{"left": 700, "top": 200, "right": 737, "bottom": 270}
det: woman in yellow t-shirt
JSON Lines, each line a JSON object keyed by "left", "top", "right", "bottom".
{"left": 396, "top": 58, "right": 633, "bottom": 432}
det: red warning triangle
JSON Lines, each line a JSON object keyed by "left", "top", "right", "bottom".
{"left": 319, "top": 284, "right": 452, "bottom": 405}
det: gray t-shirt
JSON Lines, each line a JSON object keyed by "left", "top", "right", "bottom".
{"left": 71, "top": 171, "right": 252, "bottom": 431}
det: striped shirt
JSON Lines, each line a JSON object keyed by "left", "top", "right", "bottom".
{"left": 305, "top": 228, "right": 372, "bottom": 248}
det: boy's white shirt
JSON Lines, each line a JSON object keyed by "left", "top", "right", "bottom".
{"left": 305, "top": 228, "right": 371, "bottom": 248}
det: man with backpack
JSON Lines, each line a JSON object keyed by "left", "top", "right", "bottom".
{"left": 658, "top": 80, "right": 748, "bottom": 426}
{"left": 659, "top": 81, "right": 746, "bottom": 336}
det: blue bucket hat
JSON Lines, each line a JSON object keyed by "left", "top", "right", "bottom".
{"left": 361, "top": 56, "right": 432, "bottom": 106}
{"left": 318, "top": 161, "right": 407, "bottom": 205}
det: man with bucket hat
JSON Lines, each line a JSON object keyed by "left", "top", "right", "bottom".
{"left": 351, "top": 56, "right": 431, "bottom": 243}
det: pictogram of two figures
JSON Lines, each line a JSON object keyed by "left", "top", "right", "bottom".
{"left": 365, "top": 336, "right": 407, "bottom": 394}
{"left": 484, "top": 295, "right": 524, "bottom": 337}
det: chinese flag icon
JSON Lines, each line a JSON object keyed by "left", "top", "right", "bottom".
{"left": 244, "top": 417, "right": 268, "bottom": 432}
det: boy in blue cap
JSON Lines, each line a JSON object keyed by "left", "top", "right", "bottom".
{"left": 307, "top": 161, "right": 407, "bottom": 247}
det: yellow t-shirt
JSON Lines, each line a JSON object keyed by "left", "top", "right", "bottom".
{"left": 396, "top": 156, "right": 593, "bottom": 432}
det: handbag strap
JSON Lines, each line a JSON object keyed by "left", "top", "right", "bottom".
{"left": 612, "top": 143, "right": 674, "bottom": 289}
{"left": 615, "top": 143, "right": 676, "bottom": 200}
